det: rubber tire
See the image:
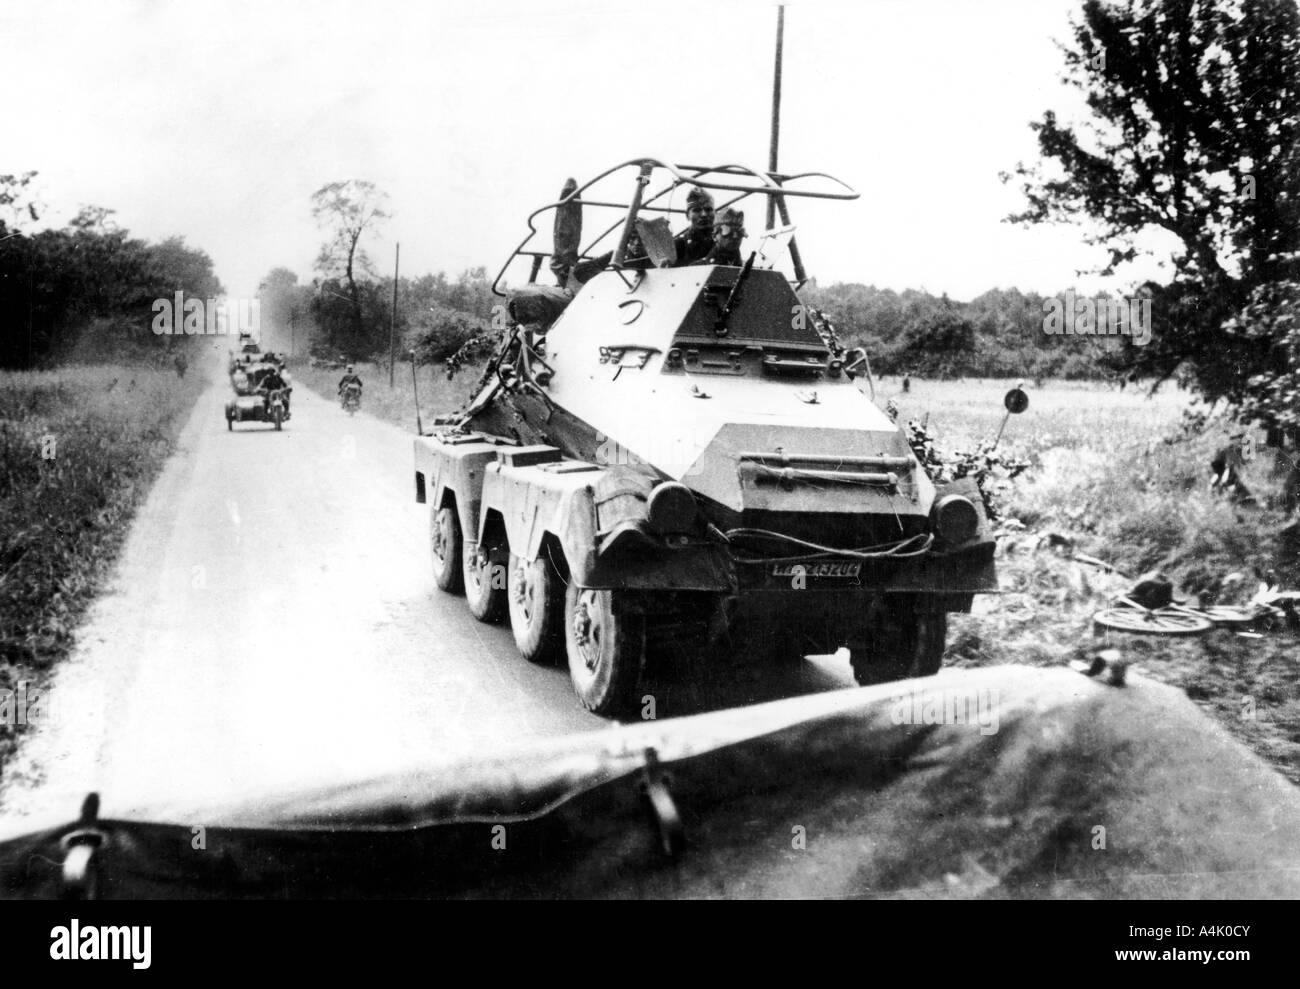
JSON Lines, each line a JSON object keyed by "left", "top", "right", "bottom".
{"left": 508, "top": 550, "right": 566, "bottom": 665}
{"left": 463, "top": 541, "right": 506, "bottom": 623}
{"left": 430, "top": 505, "right": 463, "bottom": 593}
{"left": 850, "top": 612, "right": 947, "bottom": 686}
{"left": 226, "top": 416, "right": 233, "bottom": 431}
{"left": 565, "top": 583, "right": 645, "bottom": 718}
{"left": 273, "top": 410, "right": 282, "bottom": 431}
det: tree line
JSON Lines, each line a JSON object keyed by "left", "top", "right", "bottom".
{"left": 263, "top": 179, "right": 1138, "bottom": 381}
{"left": 257, "top": 262, "right": 498, "bottom": 366}
{"left": 0, "top": 173, "right": 223, "bottom": 369}
{"left": 802, "top": 282, "right": 1133, "bottom": 381}
{"left": 263, "top": 0, "right": 1298, "bottom": 442}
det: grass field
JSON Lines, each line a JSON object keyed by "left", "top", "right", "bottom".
{"left": 884, "top": 375, "right": 1300, "bottom": 783}
{"left": 0, "top": 363, "right": 205, "bottom": 776}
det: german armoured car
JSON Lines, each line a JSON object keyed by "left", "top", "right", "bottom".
{"left": 414, "top": 158, "right": 997, "bottom": 716}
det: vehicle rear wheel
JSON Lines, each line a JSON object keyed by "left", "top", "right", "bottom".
{"left": 463, "top": 541, "right": 506, "bottom": 623}
{"left": 226, "top": 416, "right": 233, "bottom": 431}
{"left": 508, "top": 550, "right": 565, "bottom": 665}
{"left": 430, "top": 505, "right": 463, "bottom": 593}
{"left": 850, "top": 608, "right": 947, "bottom": 686}
{"left": 565, "top": 583, "right": 646, "bottom": 718}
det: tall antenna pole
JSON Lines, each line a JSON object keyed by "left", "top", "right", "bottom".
{"left": 388, "top": 242, "right": 400, "bottom": 388}
{"left": 766, "top": 4, "right": 785, "bottom": 232}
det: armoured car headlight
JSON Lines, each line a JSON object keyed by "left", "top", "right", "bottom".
{"left": 932, "top": 494, "right": 979, "bottom": 546}
{"left": 646, "top": 482, "right": 698, "bottom": 536}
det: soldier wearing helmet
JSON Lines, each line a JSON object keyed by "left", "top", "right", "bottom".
{"left": 338, "top": 364, "right": 362, "bottom": 399}
{"left": 258, "top": 362, "right": 291, "bottom": 414}
{"left": 673, "top": 186, "right": 716, "bottom": 265}
{"left": 702, "top": 208, "right": 746, "bottom": 266}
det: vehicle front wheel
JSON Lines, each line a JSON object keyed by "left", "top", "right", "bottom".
{"left": 463, "top": 541, "right": 506, "bottom": 623}
{"left": 565, "top": 584, "right": 645, "bottom": 718}
{"left": 850, "top": 609, "right": 947, "bottom": 686}
{"left": 430, "top": 505, "right": 463, "bottom": 593}
{"left": 226, "top": 416, "right": 233, "bottom": 431}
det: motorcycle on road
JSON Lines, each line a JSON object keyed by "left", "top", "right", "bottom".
{"left": 341, "top": 382, "right": 362, "bottom": 416}
{"left": 267, "top": 387, "right": 288, "bottom": 431}
{"left": 226, "top": 385, "right": 291, "bottom": 431}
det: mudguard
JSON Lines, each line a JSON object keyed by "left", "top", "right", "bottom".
{"left": 479, "top": 447, "right": 601, "bottom": 580}
{"left": 414, "top": 433, "right": 510, "bottom": 546}
{"left": 480, "top": 451, "right": 732, "bottom": 590}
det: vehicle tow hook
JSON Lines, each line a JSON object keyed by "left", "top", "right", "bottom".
{"left": 60, "top": 792, "right": 106, "bottom": 900}
{"left": 639, "top": 748, "right": 686, "bottom": 859}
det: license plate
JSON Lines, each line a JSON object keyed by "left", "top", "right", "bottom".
{"left": 771, "top": 562, "right": 862, "bottom": 579}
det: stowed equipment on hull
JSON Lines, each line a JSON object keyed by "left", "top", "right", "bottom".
{"left": 414, "top": 158, "right": 999, "bottom": 716}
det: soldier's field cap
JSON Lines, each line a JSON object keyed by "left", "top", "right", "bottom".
{"left": 685, "top": 187, "right": 715, "bottom": 210}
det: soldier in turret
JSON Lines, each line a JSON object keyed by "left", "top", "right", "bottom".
{"left": 673, "top": 187, "right": 716, "bottom": 265}
{"left": 701, "top": 208, "right": 745, "bottom": 266}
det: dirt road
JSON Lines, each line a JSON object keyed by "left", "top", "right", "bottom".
{"left": 1, "top": 364, "right": 854, "bottom": 829}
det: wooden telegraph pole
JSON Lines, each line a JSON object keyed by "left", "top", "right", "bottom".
{"left": 389, "top": 242, "right": 400, "bottom": 387}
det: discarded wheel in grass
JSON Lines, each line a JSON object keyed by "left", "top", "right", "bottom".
{"left": 1092, "top": 607, "right": 1213, "bottom": 636}
{"left": 1197, "top": 606, "right": 1257, "bottom": 626}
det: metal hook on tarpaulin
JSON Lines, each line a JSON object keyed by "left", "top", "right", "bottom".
{"left": 639, "top": 747, "right": 686, "bottom": 859}
{"left": 60, "top": 792, "right": 106, "bottom": 900}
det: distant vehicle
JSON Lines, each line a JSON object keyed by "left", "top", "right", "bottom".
{"left": 228, "top": 333, "right": 266, "bottom": 372}
{"left": 413, "top": 158, "right": 1003, "bottom": 717}
{"left": 341, "top": 381, "right": 362, "bottom": 415}
{"left": 226, "top": 363, "right": 290, "bottom": 431}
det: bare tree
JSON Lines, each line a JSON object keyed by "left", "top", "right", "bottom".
{"left": 310, "top": 180, "right": 390, "bottom": 343}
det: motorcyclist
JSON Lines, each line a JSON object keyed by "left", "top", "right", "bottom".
{"left": 338, "top": 365, "right": 363, "bottom": 406}
{"left": 258, "top": 365, "right": 291, "bottom": 415}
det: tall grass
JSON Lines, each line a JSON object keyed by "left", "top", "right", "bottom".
{"left": 890, "top": 376, "right": 1300, "bottom": 783}
{"left": 1, "top": 364, "right": 203, "bottom": 774}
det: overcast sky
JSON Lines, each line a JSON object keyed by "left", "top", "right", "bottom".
{"left": 2, "top": 0, "right": 1172, "bottom": 300}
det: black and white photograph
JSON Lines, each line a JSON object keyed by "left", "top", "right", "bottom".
{"left": 0, "top": 0, "right": 1296, "bottom": 933}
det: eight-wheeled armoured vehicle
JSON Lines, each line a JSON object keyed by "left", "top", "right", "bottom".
{"left": 414, "top": 159, "right": 998, "bottom": 716}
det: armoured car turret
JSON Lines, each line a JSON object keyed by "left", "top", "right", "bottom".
{"left": 414, "top": 158, "right": 997, "bottom": 716}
